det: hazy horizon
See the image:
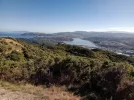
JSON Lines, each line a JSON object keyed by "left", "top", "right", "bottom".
{"left": 1, "top": 30, "right": 134, "bottom": 34}
{"left": 0, "top": 0, "right": 134, "bottom": 33}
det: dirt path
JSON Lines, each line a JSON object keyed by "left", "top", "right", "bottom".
{"left": 0, "top": 87, "right": 41, "bottom": 100}
{"left": 0, "top": 84, "right": 80, "bottom": 100}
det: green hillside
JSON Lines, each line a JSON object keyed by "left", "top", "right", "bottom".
{"left": 0, "top": 37, "right": 134, "bottom": 100}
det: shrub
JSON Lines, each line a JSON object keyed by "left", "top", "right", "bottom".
{"left": 7, "top": 50, "right": 24, "bottom": 61}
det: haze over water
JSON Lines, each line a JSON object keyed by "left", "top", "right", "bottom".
{"left": 0, "top": 33, "right": 34, "bottom": 39}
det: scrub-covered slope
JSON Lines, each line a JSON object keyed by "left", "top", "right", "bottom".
{"left": 0, "top": 37, "right": 134, "bottom": 100}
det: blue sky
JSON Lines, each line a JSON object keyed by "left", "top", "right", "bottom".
{"left": 0, "top": 0, "right": 134, "bottom": 33}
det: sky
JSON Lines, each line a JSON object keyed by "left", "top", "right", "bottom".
{"left": 0, "top": 0, "right": 134, "bottom": 33}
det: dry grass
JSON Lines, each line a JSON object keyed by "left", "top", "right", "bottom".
{"left": 0, "top": 81, "right": 81, "bottom": 100}
{"left": 0, "top": 38, "right": 24, "bottom": 54}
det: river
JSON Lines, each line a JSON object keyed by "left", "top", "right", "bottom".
{"left": 64, "top": 38, "right": 97, "bottom": 48}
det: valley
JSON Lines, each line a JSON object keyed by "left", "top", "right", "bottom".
{"left": 20, "top": 31, "right": 134, "bottom": 56}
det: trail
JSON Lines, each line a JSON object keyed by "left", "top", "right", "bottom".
{"left": 0, "top": 87, "right": 40, "bottom": 100}
{"left": 0, "top": 86, "right": 80, "bottom": 100}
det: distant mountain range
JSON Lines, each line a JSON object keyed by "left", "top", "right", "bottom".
{"left": 21, "top": 31, "right": 134, "bottom": 38}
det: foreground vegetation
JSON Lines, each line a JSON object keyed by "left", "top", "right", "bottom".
{"left": 0, "top": 37, "right": 134, "bottom": 100}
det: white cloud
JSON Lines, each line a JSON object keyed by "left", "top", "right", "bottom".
{"left": 107, "top": 27, "right": 134, "bottom": 32}
{"left": 86, "top": 27, "right": 134, "bottom": 33}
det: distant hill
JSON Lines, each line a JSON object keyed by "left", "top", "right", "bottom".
{"left": 21, "top": 32, "right": 46, "bottom": 36}
{"left": 21, "top": 31, "right": 134, "bottom": 38}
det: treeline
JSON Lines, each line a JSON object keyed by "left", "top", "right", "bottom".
{"left": 0, "top": 37, "right": 134, "bottom": 100}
